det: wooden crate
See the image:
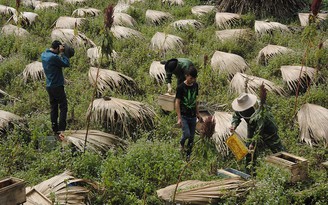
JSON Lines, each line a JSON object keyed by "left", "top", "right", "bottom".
{"left": 158, "top": 93, "right": 175, "bottom": 111}
{"left": 265, "top": 152, "right": 308, "bottom": 183}
{"left": 0, "top": 177, "right": 26, "bottom": 205}
{"left": 195, "top": 110, "right": 211, "bottom": 132}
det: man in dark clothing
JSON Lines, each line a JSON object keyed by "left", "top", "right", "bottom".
{"left": 163, "top": 58, "right": 194, "bottom": 93}
{"left": 175, "top": 67, "right": 203, "bottom": 160}
{"left": 41, "top": 40, "right": 70, "bottom": 140}
{"left": 230, "top": 93, "right": 284, "bottom": 174}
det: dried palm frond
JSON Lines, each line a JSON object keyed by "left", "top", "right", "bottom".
{"left": 54, "top": 16, "right": 86, "bottom": 29}
{"left": 230, "top": 72, "right": 285, "bottom": 96}
{"left": 0, "top": 5, "right": 16, "bottom": 16}
{"left": 72, "top": 8, "right": 101, "bottom": 17}
{"left": 191, "top": 5, "right": 216, "bottom": 16}
{"left": 33, "top": 171, "right": 97, "bottom": 205}
{"left": 64, "top": 130, "right": 127, "bottom": 154}
{"left": 297, "top": 103, "right": 328, "bottom": 147}
{"left": 113, "top": 12, "right": 137, "bottom": 27}
{"left": 145, "top": 10, "right": 172, "bottom": 25}
{"left": 87, "top": 47, "right": 118, "bottom": 66}
{"left": 110, "top": 25, "right": 143, "bottom": 39}
{"left": 171, "top": 19, "right": 203, "bottom": 30}
{"left": 88, "top": 67, "right": 137, "bottom": 95}
{"left": 280, "top": 65, "right": 317, "bottom": 92}
{"left": 157, "top": 178, "right": 254, "bottom": 204}
{"left": 64, "top": 0, "right": 86, "bottom": 4}
{"left": 210, "top": 51, "right": 248, "bottom": 75}
{"left": 10, "top": 12, "right": 39, "bottom": 27}
{"left": 87, "top": 97, "right": 155, "bottom": 138}
{"left": 119, "top": 0, "right": 144, "bottom": 4}
{"left": 0, "top": 110, "right": 22, "bottom": 135}
{"left": 114, "top": 2, "right": 130, "bottom": 13}
{"left": 22, "top": 61, "right": 44, "bottom": 83}
{"left": 298, "top": 13, "right": 328, "bottom": 27}
{"left": 51, "top": 29, "right": 96, "bottom": 48}
{"left": 34, "top": 2, "right": 59, "bottom": 10}
{"left": 25, "top": 187, "right": 52, "bottom": 205}
{"left": 150, "top": 32, "right": 184, "bottom": 54}
{"left": 215, "top": 12, "right": 241, "bottom": 29}
{"left": 21, "top": 0, "right": 35, "bottom": 7}
{"left": 1, "top": 24, "right": 29, "bottom": 37}
{"left": 256, "top": 44, "right": 294, "bottom": 65}
{"left": 255, "top": 20, "right": 289, "bottom": 36}
{"left": 211, "top": 111, "right": 247, "bottom": 156}
{"left": 200, "top": 116, "right": 216, "bottom": 139}
{"left": 162, "top": 0, "right": 184, "bottom": 6}
{"left": 149, "top": 61, "right": 166, "bottom": 83}
{"left": 215, "top": 29, "right": 250, "bottom": 42}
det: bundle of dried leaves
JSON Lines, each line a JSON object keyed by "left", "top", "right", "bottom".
{"left": 200, "top": 116, "right": 216, "bottom": 139}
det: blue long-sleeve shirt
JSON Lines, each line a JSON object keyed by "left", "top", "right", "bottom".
{"left": 41, "top": 49, "right": 70, "bottom": 88}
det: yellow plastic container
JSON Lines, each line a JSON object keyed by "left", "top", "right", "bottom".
{"left": 226, "top": 133, "right": 248, "bottom": 161}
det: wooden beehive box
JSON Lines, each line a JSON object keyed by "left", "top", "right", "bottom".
{"left": 195, "top": 109, "right": 211, "bottom": 132}
{"left": 158, "top": 93, "right": 175, "bottom": 111}
{"left": 0, "top": 177, "right": 26, "bottom": 205}
{"left": 265, "top": 152, "right": 308, "bottom": 183}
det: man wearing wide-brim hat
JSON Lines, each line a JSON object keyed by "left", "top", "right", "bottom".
{"left": 230, "top": 93, "right": 284, "bottom": 174}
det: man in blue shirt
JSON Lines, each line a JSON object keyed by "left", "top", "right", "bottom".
{"left": 41, "top": 40, "right": 70, "bottom": 140}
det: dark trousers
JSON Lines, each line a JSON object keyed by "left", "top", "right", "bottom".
{"left": 245, "top": 133, "right": 285, "bottom": 174}
{"left": 46, "top": 86, "right": 68, "bottom": 133}
{"left": 180, "top": 115, "right": 197, "bottom": 157}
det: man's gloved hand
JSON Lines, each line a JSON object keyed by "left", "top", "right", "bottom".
{"left": 167, "top": 83, "right": 172, "bottom": 94}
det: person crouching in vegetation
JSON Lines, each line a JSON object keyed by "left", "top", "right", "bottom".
{"left": 175, "top": 67, "right": 203, "bottom": 161}
{"left": 41, "top": 40, "right": 70, "bottom": 140}
{"left": 161, "top": 58, "right": 195, "bottom": 93}
{"left": 229, "top": 93, "right": 285, "bottom": 175}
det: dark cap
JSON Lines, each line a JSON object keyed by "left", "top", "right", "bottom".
{"left": 186, "top": 66, "right": 197, "bottom": 78}
{"left": 51, "top": 40, "right": 62, "bottom": 49}
{"left": 164, "top": 58, "right": 178, "bottom": 73}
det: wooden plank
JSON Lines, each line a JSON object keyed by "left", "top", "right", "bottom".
{"left": 277, "top": 152, "right": 307, "bottom": 162}
{"left": 25, "top": 187, "right": 52, "bottom": 205}
{"left": 265, "top": 156, "right": 296, "bottom": 168}
{"left": 158, "top": 94, "right": 175, "bottom": 111}
{"left": 0, "top": 177, "right": 26, "bottom": 205}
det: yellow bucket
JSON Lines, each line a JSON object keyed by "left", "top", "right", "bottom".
{"left": 226, "top": 133, "right": 248, "bottom": 161}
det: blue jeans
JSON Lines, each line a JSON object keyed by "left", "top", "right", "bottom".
{"left": 180, "top": 115, "right": 197, "bottom": 156}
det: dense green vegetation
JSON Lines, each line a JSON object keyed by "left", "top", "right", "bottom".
{"left": 0, "top": 0, "right": 327, "bottom": 204}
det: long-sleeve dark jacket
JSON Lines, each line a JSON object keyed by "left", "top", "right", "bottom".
{"left": 231, "top": 109, "right": 278, "bottom": 140}
{"left": 165, "top": 58, "right": 194, "bottom": 85}
{"left": 41, "top": 49, "right": 70, "bottom": 88}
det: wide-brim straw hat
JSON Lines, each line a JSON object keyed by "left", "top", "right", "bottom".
{"left": 231, "top": 93, "right": 257, "bottom": 112}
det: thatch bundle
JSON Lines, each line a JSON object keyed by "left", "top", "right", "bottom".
{"left": 255, "top": 20, "right": 289, "bottom": 36}
{"left": 230, "top": 72, "right": 285, "bottom": 96}
{"left": 87, "top": 97, "right": 155, "bottom": 138}
{"left": 34, "top": 2, "right": 59, "bottom": 10}
{"left": 1, "top": 24, "right": 29, "bottom": 37}
{"left": 298, "top": 13, "right": 328, "bottom": 27}
{"left": 0, "top": 55, "right": 5, "bottom": 63}
{"left": 210, "top": 51, "right": 248, "bottom": 75}
{"left": 88, "top": 67, "right": 137, "bottom": 95}
{"left": 0, "top": 5, "right": 16, "bottom": 16}
{"left": 64, "top": 130, "right": 127, "bottom": 154}
{"left": 162, "top": 0, "right": 184, "bottom": 6}
{"left": 157, "top": 177, "right": 253, "bottom": 204}
{"left": 87, "top": 47, "right": 118, "bottom": 66}
{"left": 64, "top": 0, "right": 86, "bottom": 4}
{"left": 280, "top": 65, "right": 317, "bottom": 92}
{"left": 72, "top": 8, "right": 101, "bottom": 17}
{"left": 113, "top": 12, "right": 137, "bottom": 27}
{"left": 150, "top": 32, "right": 184, "bottom": 54}
{"left": 215, "top": 12, "right": 241, "bottom": 29}
{"left": 297, "top": 103, "right": 328, "bottom": 147}
{"left": 0, "top": 110, "right": 22, "bottom": 136}
{"left": 191, "top": 5, "right": 216, "bottom": 16}
{"left": 256, "top": 44, "right": 294, "bottom": 65}
{"left": 32, "top": 171, "right": 97, "bottom": 205}
{"left": 215, "top": 29, "right": 250, "bottom": 42}
{"left": 22, "top": 61, "right": 45, "bottom": 83}
{"left": 51, "top": 29, "right": 96, "bottom": 48}
{"left": 145, "top": 10, "right": 172, "bottom": 25}
{"left": 149, "top": 61, "right": 166, "bottom": 83}
{"left": 171, "top": 19, "right": 203, "bottom": 30}
{"left": 54, "top": 16, "right": 86, "bottom": 29}
{"left": 10, "top": 12, "right": 39, "bottom": 27}
{"left": 114, "top": 2, "right": 130, "bottom": 13}
{"left": 110, "top": 25, "right": 143, "bottom": 39}
{"left": 211, "top": 111, "right": 247, "bottom": 156}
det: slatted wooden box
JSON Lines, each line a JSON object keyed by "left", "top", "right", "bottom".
{"left": 158, "top": 93, "right": 175, "bottom": 111}
{"left": 265, "top": 152, "right": 308, "bottom": 183}
{"left": 0, "top": 177, "right": 26, "bottom": 205}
